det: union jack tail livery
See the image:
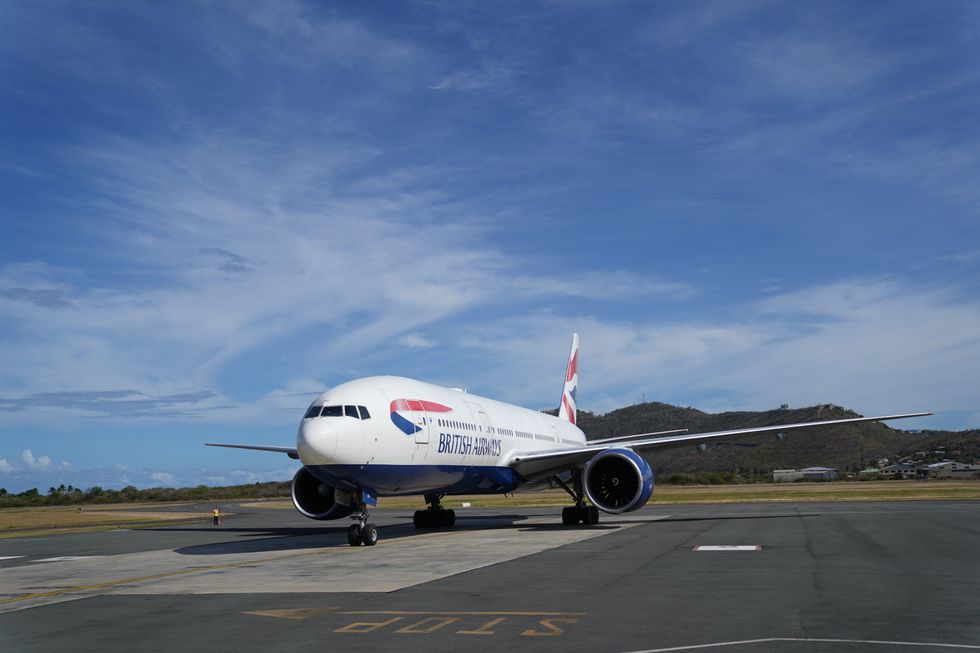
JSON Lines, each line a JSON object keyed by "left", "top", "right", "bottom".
{"left": 558, "top": 332, "right": 579, "bottom": 425}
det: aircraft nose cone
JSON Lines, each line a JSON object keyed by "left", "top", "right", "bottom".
{"left": 297, "top": 420, "right": 337, "bottom": 464}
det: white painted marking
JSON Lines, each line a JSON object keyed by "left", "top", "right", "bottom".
{"left": 691, "top": 545, "right": 761, "bottom": 552}
{"left": 0, "top": 556, "right": 25, "bottom": 561}
{"left": 32, "top": 556, "right": 98, "bottom": 563}
{"left": 621, "top": 637, "right": 980, "bottom": 651}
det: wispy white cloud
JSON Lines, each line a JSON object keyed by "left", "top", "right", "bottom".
{"left": 398, "top": 333, "right": 437, "bottom": 350}
{"left": 149, "top": 471, "right": 175, "bottom": 485}
{"left": 0, "top": 458, "right": 13, "bottom": 473}
{"left": 0, "top": 124, "right": 691, "bottom": 425}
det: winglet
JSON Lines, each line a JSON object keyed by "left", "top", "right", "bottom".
{"left": 558, "top": 333, "right": 579, "bottom": 425}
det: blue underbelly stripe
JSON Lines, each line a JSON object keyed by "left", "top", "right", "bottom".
{"left": 306, "top": 463, "right": 523, "bottom": 496}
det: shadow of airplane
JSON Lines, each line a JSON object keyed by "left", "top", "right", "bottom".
{"left": 164, "top": 511, "right": 820, "bottom": 556}
{"left": 168, "top": 515, "right": 534, "bottom": 555}
{"left": 656, "top": 513, "right": 821, "bottom": 523}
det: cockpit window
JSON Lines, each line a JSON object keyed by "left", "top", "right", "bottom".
{"left": 304, "top": 405, "right": 322, "bottom": 419}
{"left": 344, "top": 405, "right": 359, "bottom": 418}
{"left": 358, "top": 406, "right": 371, "bottom": 420}
{"left": 320, "top": 405, "right": 343, "bottom": 417}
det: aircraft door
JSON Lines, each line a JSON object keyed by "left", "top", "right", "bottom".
{"left": 466, "top": 401, "right": 493, "bottom": 441}
{"left": 412, "top": 408, "right": 429, "bottom": 445}
{"left": 476, "top": 410, "right": 492, "bottom": 435}
{"left": 551, "top": 425, "right": 561, "bottom": 446}
{"left": 384, "top": 393, "right": 430, "bottom": 445}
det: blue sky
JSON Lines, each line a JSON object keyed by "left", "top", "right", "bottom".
{"left": 2, "top": 1, "right": 979, "bottom": 492}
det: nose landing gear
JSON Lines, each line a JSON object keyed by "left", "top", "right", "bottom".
{"left": 413, "top": 493, "right": 456, "bottom": 528}
{"left": 346, "top": 496, "right": 378, "bottom": 546}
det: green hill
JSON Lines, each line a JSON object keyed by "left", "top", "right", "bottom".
{"left": 569, "top": 403, "right": 976, "bottom": 476}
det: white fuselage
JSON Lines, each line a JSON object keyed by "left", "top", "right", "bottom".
{"left": 296, "top": 376, "right": 586, "bottom": 496}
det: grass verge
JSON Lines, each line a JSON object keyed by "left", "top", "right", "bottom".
{"left": 0, "top": 505, "right": 216, "bottom": 538}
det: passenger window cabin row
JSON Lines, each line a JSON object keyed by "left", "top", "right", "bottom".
{"left": 437, "top": 418, "right": 480, "bottom": 432}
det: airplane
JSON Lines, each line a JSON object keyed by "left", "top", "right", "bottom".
{"left": 207, "top": 333, "right": 931, "bottom": 547}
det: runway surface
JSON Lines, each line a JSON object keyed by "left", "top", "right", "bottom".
{"left": 1, "top": 500, "right": 978, "bottom": 652}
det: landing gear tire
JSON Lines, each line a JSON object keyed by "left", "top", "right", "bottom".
{"left": 583, "top": 506, "right": 600, "bottom": 525}
{"left": 563, "top": 505, "right": 600, "bottom": 526}
{"left": 414, "top": 508, "right": 455, "bottom": 529}
{"left": 347, "top": 524, "right": 362, "bottom": 546}
{"left": 361, "top": 523, "right": 378, "bottom": 546}
{"left": 562, "top": 506, "right": 579, "bottom": 525}
{"left": 413, "top": 510, "right": 430, "bottom": 528}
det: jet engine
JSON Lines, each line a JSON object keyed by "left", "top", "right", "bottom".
{"left": 584, "top": 448, "right": 654, "bottom": 513}
{"left": 290, "top": 467, "right": 353, "bottom": 520}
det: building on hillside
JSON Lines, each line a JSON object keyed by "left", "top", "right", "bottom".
{"left": 773, "top": 469, "right": 803, "bottom": 482}
{"left": 880, "top": 463, "right": 923, "bottom": 479}
{"left": 926, "top": 461, "right": 980, "bottom": 478}
{"left": 799, "top": 466, "right": 838, "bottom": 481}
{"left": 773, "top": 467, "right": 838, "bottom": 482}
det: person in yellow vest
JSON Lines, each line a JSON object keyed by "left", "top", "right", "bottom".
{"left": 212, "top": 506, "right": 220, "bottom": 526}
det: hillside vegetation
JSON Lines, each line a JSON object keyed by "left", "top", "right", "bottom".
{"left": 574, "top": 402, "right": 978, "bottom": 476}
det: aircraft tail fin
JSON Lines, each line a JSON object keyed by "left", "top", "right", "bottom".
{"left": 558, "top": 333, "right": 579, "bottom": 425}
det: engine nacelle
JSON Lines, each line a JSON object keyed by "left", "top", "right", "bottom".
{"left": 290, "top": 467, "right": 353, "bottom": 520}
{"left": 584, "top": 448, "right": 654, "bottom": 513}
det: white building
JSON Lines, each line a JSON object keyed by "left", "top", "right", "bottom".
{"left": 927, "top": 462, "right": 980, "bottom": 479}
{"left": 773, "top": 467, "right": 838, "bottom": 482}
{"left": 773, "top": 469, "right": 804, "bottom": 482}
{"left": 799, "top": 466, "right": 838, "bottom": 481}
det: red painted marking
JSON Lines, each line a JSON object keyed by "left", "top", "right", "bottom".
{"left": 562, "top": 394, "right": 576, "bottom": 424}
{"left": 390, "top": 399, "right": 453, "bottom": 413}
{"left": 565, "top": 349, "right": 578, "bottom": 382}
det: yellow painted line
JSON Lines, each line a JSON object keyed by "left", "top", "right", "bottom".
{"left": 337, "top": 610, "right": 587, "bottom": 616}
{"left": 245, "top": 609, "right": 586, "bottom": 621}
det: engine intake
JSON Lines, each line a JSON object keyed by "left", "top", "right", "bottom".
{"left": 290, "top": 467, "right": 352, "bottom": 520}
{"left": 584, "top": 448, "right": 654, "bottom": 513}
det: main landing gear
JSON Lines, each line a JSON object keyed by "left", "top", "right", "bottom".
{"left": 555, "top": 470, "right": 600, "bottom": 526}
{"left": 346, "top": 497, "right": 378, "bottom": 547}
{"left": 413, "top": 493, "right": 456, "bottom": 528}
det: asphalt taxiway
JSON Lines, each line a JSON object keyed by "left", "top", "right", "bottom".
{"left": 1, "top": 500, "right": 978, "bottom": 652}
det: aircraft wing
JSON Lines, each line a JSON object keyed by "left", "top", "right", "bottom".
{"left": 508, "top": 412, "right": 932, "bottom": 481}
{"left": 588, "top": 428, "right": 688, "bottom": 444}
{"left": 205, "top": 443, "right": 299, "bottom": 459}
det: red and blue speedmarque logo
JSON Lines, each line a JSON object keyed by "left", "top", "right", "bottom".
{"left": 389, "top": 399, "right": 453, "bottom": 436}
